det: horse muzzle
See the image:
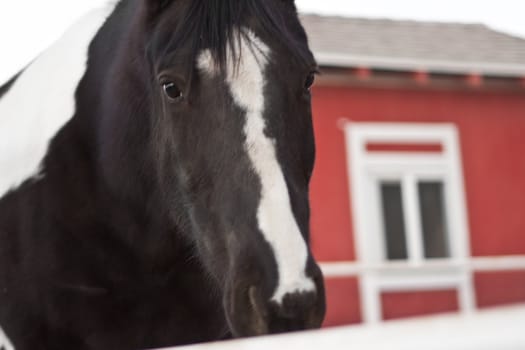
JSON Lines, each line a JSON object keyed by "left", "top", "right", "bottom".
{"left": 223, "top": 264, "right": 326, "bottom": 337}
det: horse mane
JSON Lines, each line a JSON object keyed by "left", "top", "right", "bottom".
{"left": 155, "top": 0, "right": 310, "bottom": 73}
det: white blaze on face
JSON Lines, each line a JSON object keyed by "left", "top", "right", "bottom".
{"left": 0, "top": 3, "right": 117, "bottom": 198}
{"left": 0, "top": 325, "right": 14, "bottom": 350}
{"left": 198, "top": 29, "right": 316, "bottom": 303}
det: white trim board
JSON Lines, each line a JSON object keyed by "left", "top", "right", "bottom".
{"left": 320, "top": 256, "right": 525, "bottom": 278}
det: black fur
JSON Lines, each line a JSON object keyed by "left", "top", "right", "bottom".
{"left": 0, "top": 70, "right": 23, "bottom": 100}
{"left": 0, "top": 0, "right": 325, "bottom": 349}
{"left": 146, "top": 0, "right": 311, "bottom": 73}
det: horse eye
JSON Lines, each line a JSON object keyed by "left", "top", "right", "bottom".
{"left": 162, "top": 82, "right": 183, "bottom": 101}
{"left": 304, "top": 73, "right": 315, "bottom": 91}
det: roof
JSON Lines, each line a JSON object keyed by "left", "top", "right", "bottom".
{"left": 300, "top": 15, "right": 525, "bottom": 77}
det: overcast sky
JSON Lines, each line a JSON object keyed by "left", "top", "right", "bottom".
{"left": 1, "top": 0, "right": 524, "bottom": 84}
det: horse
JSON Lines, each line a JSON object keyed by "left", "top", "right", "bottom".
{"left": 0, "top": 0, "right": 325, "bottom": 349}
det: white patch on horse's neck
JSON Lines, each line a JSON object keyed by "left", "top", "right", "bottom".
{"left": 0, "top": 3, "right": 117, "bottom": 198}
{"left": 198, "top": 29, "right": 316, "bottom": 303}
{"left": 0, "top": 325, "right": 15, "bottom": 350}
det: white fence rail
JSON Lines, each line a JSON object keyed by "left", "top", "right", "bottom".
{"left": 2, "top": 305, "right": 523, "bottom": 349}
{"left": 162, "top": 304, "right": 525, "bottom": 350}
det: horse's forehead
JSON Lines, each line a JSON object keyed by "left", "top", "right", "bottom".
{"left": 197, "top": 29, "right": 270, "bottom": 85}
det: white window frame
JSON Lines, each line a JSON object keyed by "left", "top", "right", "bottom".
{"left": 344, "top": 122, "right": 475, "bottom": 323}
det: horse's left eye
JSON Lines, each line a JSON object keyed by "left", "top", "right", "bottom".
{"left": 162, "top": 82, "right": 183, "bottom": 101}
{"left": 304, "top": 73, "right": 316, "bottom": 91}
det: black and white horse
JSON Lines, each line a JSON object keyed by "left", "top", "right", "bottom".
{"left": 0, "top": 1, "right": 325, "bottom": 349}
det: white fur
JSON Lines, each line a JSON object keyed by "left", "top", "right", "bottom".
{"left": 0, "top": 3, "right": 117, "bottom": 198}
{"left": 0, "top": 5, "right": 116, "bottom": 349}
{"left": 198, "top": 30, "right": 316, "bottom": 303}
{"left": 0, "top": 326, "right": 14, "bottom": 350}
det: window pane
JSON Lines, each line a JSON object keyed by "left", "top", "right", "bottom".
{"left": 418, "top": 181, "right": 450, "bottom": 258}
{"left": 380, "top": 183, "right": 408, "bottom": 260}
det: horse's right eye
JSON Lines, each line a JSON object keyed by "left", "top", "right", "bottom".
{"left": 304, "top": 73, "right": 316, "bottom": 91}
{"left": 162, "top": 82, "right": 183, "bottom": 101}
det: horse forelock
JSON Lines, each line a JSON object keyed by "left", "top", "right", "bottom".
{"left": 149, "top": 0, "right": 310, "bottom": 77}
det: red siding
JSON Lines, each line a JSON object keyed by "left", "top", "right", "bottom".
{"left": 310, "top": 100, "right": 355, "bottom": 261}
{"left": 475, "top": 270, "right": 525, "bottom": 307}
{"left": 381, "top": 290, "right": 459, "bottom": 320}
{"left": 310, "top": 85, "right": 525, "bottom": 260}
{"left": 366, "top": 142, "right": 443, "bottom": 153}
{"left": 323, "top": 277, "right": 362, "bottom": 327}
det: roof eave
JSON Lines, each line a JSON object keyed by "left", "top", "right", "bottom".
{"left": 315, "top": 52, "right": 525, "bottom": 78}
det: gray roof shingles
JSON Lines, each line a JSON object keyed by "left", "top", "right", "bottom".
{"left": 300, "top": 14, "right": 525, "bottom": 76}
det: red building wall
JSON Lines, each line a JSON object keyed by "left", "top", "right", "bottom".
{"left": 475, "top": 270, "right": 525, "bottom": 308}
{"left": 381, "top": 290, "right": 459, "bottom": 320}
{"left": 309, "top": 85, "right": 525, "bottom": 326}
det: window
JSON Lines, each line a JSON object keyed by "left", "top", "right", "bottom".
{"left": 344, "top": 122, "right": 474, "bottom": 323}
{"left": 380, "top": 182, "right": 408, "bottom": 260}
{"left": 379, "top": 179, "right": 451, "bottom": 261}
{"left": 419, "top": 181, "right": 449, "bottom": 259}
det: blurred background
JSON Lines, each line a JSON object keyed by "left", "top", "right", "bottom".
{"left": 1, "top": 0, "right": 525, "bottom": 83}
{"left": 1, "top": 0, "right": 525, "bottom": 340}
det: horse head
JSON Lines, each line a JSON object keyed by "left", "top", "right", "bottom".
{"left": 129, "top": 0, "right": 325, "bottom": 337}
